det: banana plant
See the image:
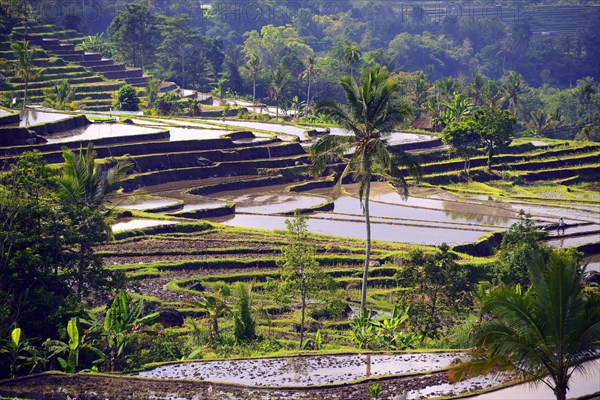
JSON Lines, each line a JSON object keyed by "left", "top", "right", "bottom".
{"left": 102, "top": 290, "right": 159, "bottom": 371}
{"left": 371, "top": 306, "right": 416, "bottom": 350}
{"left": 0, "top": 327, "right": 32, "bottom": 377}
{"left": 186, "top": 289, "right": 230, "bottom": 340}
{"left": 55, "top": 317, "right": 104, "bottom": 373}
{"left": 350, "top": 310, "right": 374, "bottom": 349}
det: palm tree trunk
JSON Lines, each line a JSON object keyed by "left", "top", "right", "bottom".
{"left": 554, "top": 385, "right": 567, "bottom": 400}
{"left": 300, "top": 279, "right": 306, "bottom": 349}
{"left": 360, "top": 179, "right": 372, "bottom": 313}
{"left": 23, "top": 80, "right": 28, "bottom": 110}
{"left": 306, "top": 75, "right": 311, "bottom": 110}
{"left": 213, "top": 316, "right": 219, "bottom": 338}
{"left": 421, "top": 291, "right": 438, "bottom": 345}
{"left": 252, "top": 76, "right": 256, "bottom": 113}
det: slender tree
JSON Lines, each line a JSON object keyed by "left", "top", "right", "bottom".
{"left": 269, "top": 63, "right": 291, "bottom": 121}
{"left": 9, "top": 39, "right": 43, "bottom": 109}
{"left": 442, "top": 118, "right": 480, "bottom": 175}
{"left": 310, "top": 65, "right": 421, "bottom": 313}
{"left": 469, "top": 70, "right": 486, "bottom": 106}
{"left": 243, "top": 53, "right": 262, "bottom": 113}
{"left": 299, "top": 55, "right": 316, "bottom": 111}
{"left": 271, "top": 213, "right": 332, "bottom": 348}
{"left": 450, "top": 250, "right": 600, "bottom": 400}
{"left": 343, "top": 43, "right": 362, "bottom": 77}
{"left": 502, "top": 71, "right": 527, "bottom": 116}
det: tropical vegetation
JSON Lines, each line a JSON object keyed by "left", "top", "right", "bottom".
{"left": 450, "top": 249, "right": 600, "bottom": 400}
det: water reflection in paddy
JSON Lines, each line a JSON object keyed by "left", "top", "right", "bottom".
{"left": 546, "top": 234, "right": 600, "bottom": 249}
{"left": 209, "top": 119, "right": 309, "bottom": 136}
{"left": 215, "top": 213, "right": 488, "bottom": 245}
{"left": 173, "top": 201, "right": 227, "bottom": 213}
{"left": 18, "top": 110, "right": 72, "bottom": 126}
{"left": 112, "top": 219, "right": 178, "bottom": 232}
{"left": 325, "top": 196, "right": 516, "bottom": 227}
{"left": 118, "top": 199, "right": 180, "bottom": 211}
{"left": 225, "top": 193, "right": 326, "bottom": 214}
{"left": 44, "top": 123, "right": 161, "bottom": 143}
{"left": 366, "top": 184, "right": 517, "bottom": 225}
{"left": 167, "top": 127, "right": 230, "bottom": 141}
{"left": 158, "top": 119, "right": 218, "bottom": 129}
{"left": 128, "top": 118, "right": 171, "bottom": 127}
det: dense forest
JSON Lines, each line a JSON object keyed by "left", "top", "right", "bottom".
{"left": 1, "top": 0, "right": 598, "bottom": 139}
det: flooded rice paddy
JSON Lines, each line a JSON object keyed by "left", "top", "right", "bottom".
{"left": 117, "top": 199, "right": 181, "bottom": 211}
{"left": 215, "top": 186, "right": 327, "bottom": 214}
{"left": 215, "top": 213, "right": 492, "bottom": 245}
{"left": 44, "top": 123, "right": 162, "bottom": 143}
{"left": 136, "top": 352, "right": 468, "bottom": 386}
{"left": 166, "top": 127, "right": 231, "bottom": 141}
{"left": 18, "top": 110, "right": 73, "bottom": 126}
{"left": 130, "top": 179, "right": 598, "bottom": 246}
{"left": 135, "top": 352, "right": 517, "bottom": 399}
{"left": 112, "top": 219, "right": 179, "bottom": 232}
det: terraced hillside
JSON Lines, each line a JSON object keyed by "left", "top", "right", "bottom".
{"left": 0, "top": 24, "right": 177, "bottom": 111}
{"left": 0, "top": 109, "right": 598, "bottom": 399}
{"left": 421, "top": 3, "right": 598, "bottom": 37}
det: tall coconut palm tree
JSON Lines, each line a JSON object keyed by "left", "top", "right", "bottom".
{"left": 469, "top": 70, "right": 486, "bottom": 106}
{"left": 343, "top": 43, "right": 362, "bottom": 77}
{"left": 9, "top": 39, "right": 43, "bottom": 109}
{"left": 243, "top": 53, "right": 262, "bottom": 113}
{"left": 299, "top": 55, "right": 316, "bottom": 112}
{"left": 450, "top": 250, "right": 600, "bottom": 400}
{"left": 269, "top": 64, "right": 291, "bottom": 121}
{"left": 502, "top": 71, "right": 527, "bottom": 116}
{"left": 310, "top": 65, "right": 421, "bottom": 313}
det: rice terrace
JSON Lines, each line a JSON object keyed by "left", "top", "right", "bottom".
{"left": 0, "top": 1, "right": 598, "bottom": 399}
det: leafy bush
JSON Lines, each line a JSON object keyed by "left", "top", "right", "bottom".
{"left": 233, "top": 283, "right": 256, "bottom": 343}
{"left": 157, "top": 92, "right": 182, "bottom": 115}
{"left": 114, "top": 84, "right": 140, "bottom": 111}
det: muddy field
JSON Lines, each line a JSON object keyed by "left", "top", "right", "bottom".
{"left": 0, "top": 369, "right": 495, "bottom": 400}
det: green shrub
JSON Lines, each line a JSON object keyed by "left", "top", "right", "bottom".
{"left": 233, "top": 283, "right": 256, "bottom": 343}
{"left": 114, "top": 84, "right": 140, "bottom": 111}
